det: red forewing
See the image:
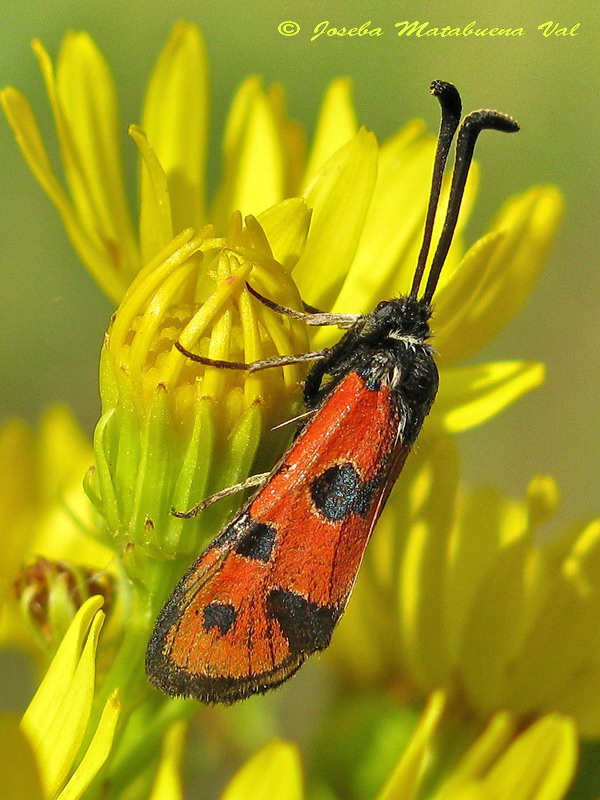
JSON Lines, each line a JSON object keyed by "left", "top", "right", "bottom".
{"left": 146, "top": 370, "right": 407, "bottom": 703}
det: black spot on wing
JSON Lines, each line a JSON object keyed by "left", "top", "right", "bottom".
{"left": 235, "top": 521, "right": 276, "bottom": 562}
{"left": 310, "top": 462, "right": 378, "bottom": 520}
{"left": 202, "top": 602, "right": 236, "bottom": 635}
{"left": 267, "top": 588, "right": 340, "bottom": 654}
{"left": 310, "top": 463, "right": 361, "bottom": 520}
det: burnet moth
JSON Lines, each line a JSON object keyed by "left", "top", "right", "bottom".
{"left": 146, "top": 81, "right": 519, "bottom": 703}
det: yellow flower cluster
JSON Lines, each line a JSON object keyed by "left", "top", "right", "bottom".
{"left": 333, "top": 435, "right": 600, "bottom": 735}
{"left": 208, "top": 695, "right": 576, "bottom": 800}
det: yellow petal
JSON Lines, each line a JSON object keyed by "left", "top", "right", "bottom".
{"left": 0, "top": 86, "right": 69, "bottom": 207}
{"left": 330, "top": 128, "right": 436, "bottom": 316}
{"left": 328, "top": 567, "right": 398, "bottom": 684}
{"left": 431, "top": 230, "right": 505, "bottom": 355}
{"left": 37, "top": 404, "right": 93, "bottom": 503}
{"left": 21, "top": 596, "right": 105, "bottom": 797}
{"left": 431, "top": 361, "right": 545, "bottom": 434}
{"left": 129, "top": 124, "right": 174, "bottom": 264}
{"left": 433, "top": 186, "right": 563, "bottom": 365}
{"left": 535, "top": 524, "right": 600, "bottom": 736}
{"left": 392, "top": 437, "right": 459, "bottom": 686}
{"left": 54, "top": 33, "right": 138, "bottom": 273}
{"left": 526, "top": 475, "right": 561, "bottom": 529}
{"left": 57, "top": 690, "right": 120, "bottom": 800}
{"left": 505, "top": 521, "right": 600, "bottom": 714}
{"left": 214, "top": 78, "right": 285, "bottom": 227}
{"left": 324, "top": 130, "right": 479, "bottom": 327}
{"left": 142, "top": 21, "right": 208, "bottom": 232}
{"left": 148, "top": 720, "right": 188, "bottom": 800}
{"left": 257, "top": 198, "right": 312, "bottom": 272}
{"left": 440, "top": 786, "right": 485, "bottom": 800}
{"left": 220, "top": 740, "right": 303, "bottom": 800}
{"left": 268, "top": 84, "right": 307, "bottom": 196}
{"left": 0, "top": 409, "right": 110, "bottom": 650}
{"left": 440, "top": 712, "right": 515, "bottom": 792}
{"left": 0, "top": 87, "right": 126, "bottom": 302}
{"left": 433, "top": 714, "right": 576, "bottom": 800}
{"left": 445, "top": 487, "right": 527, "bottom": 673}
{"left": 459, "top": 532, "right": 534, "bottom": 711}
{"left": 303, "top": 78, "right": 357, "bottom": 187}
{"left": 552, "top": 657, "right": 600, "bottom": 738}
{"left": 294, "top": 128, "right": 378, "bottom": 309}
{"left": 0, "top": 714, "right": 45, "bottom": 799}
{"left": 377, "top": 691, "right": 446, "bottom": 800}
{"left": 482, "top": 715, "right": 577, "bottom": 800}
{"left": 30, "top": 406, "right": 110, "bottom": 568}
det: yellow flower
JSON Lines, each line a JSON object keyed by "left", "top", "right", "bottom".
{"left": 379, "top": 691, "right": 577, "bottom": 800}
{"left": 334, "top": 435, "right": 600, "bottom": 737}
{"left": 220, "top": 739, "right": 303, "bottom": 800}
{"left": 148, "top": 720, "right": 188, "bottom": 800}
{"left": 2, "top": 25, "right": 562, "bottom": 570}
{"left": 1, "top": 25, "right": 561, "bottom": 384}
{"left": 0, "top": 408, "right": 111, "bottom": 652}
{"left": 0, "top": 596, "right": 120, "bottom": 800}
{"left": 203, "top": 694, "right": 576, "bottom": 800}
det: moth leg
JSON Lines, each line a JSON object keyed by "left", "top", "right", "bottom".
{"left": 174, "top": 341, "right": 330, "bottom": 372}
{"left": 303, "top": 342, "right": 349, "bottom": 407}
{"left": 303, "top": 322, "right": 367, "bottom": 408}
{"left": 303, "top": 358, "right": 331, "bottom": 408}
{"left": 171, "top": 472, "right": 271, "bottom": 519}
{"left": 246, "top": 283, "right": 360, "bottom": 328}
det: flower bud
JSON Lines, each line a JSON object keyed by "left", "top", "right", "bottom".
{"left": 14, "top": 557, "right": 112, "bottom": 654}
{"left": 87, "top": 216, "right": 309, "bottom": 582}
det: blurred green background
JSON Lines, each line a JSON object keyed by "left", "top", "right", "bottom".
{"left": 1, "top": 0, "right": 598, "bottom": 530}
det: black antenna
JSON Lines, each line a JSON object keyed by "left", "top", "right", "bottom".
{"left": 410, "top": 81, "right": 462, "bottom": 300}
{"left": 421, "top": 107, "right": 519, "bottom": 305}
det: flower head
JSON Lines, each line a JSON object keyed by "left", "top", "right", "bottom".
{"left": 88, "top": 216, "right": 311, "bottom": 572}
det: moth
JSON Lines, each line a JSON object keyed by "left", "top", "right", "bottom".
{"left": 146, "top": 81, "right": 518, "bottom": 703}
